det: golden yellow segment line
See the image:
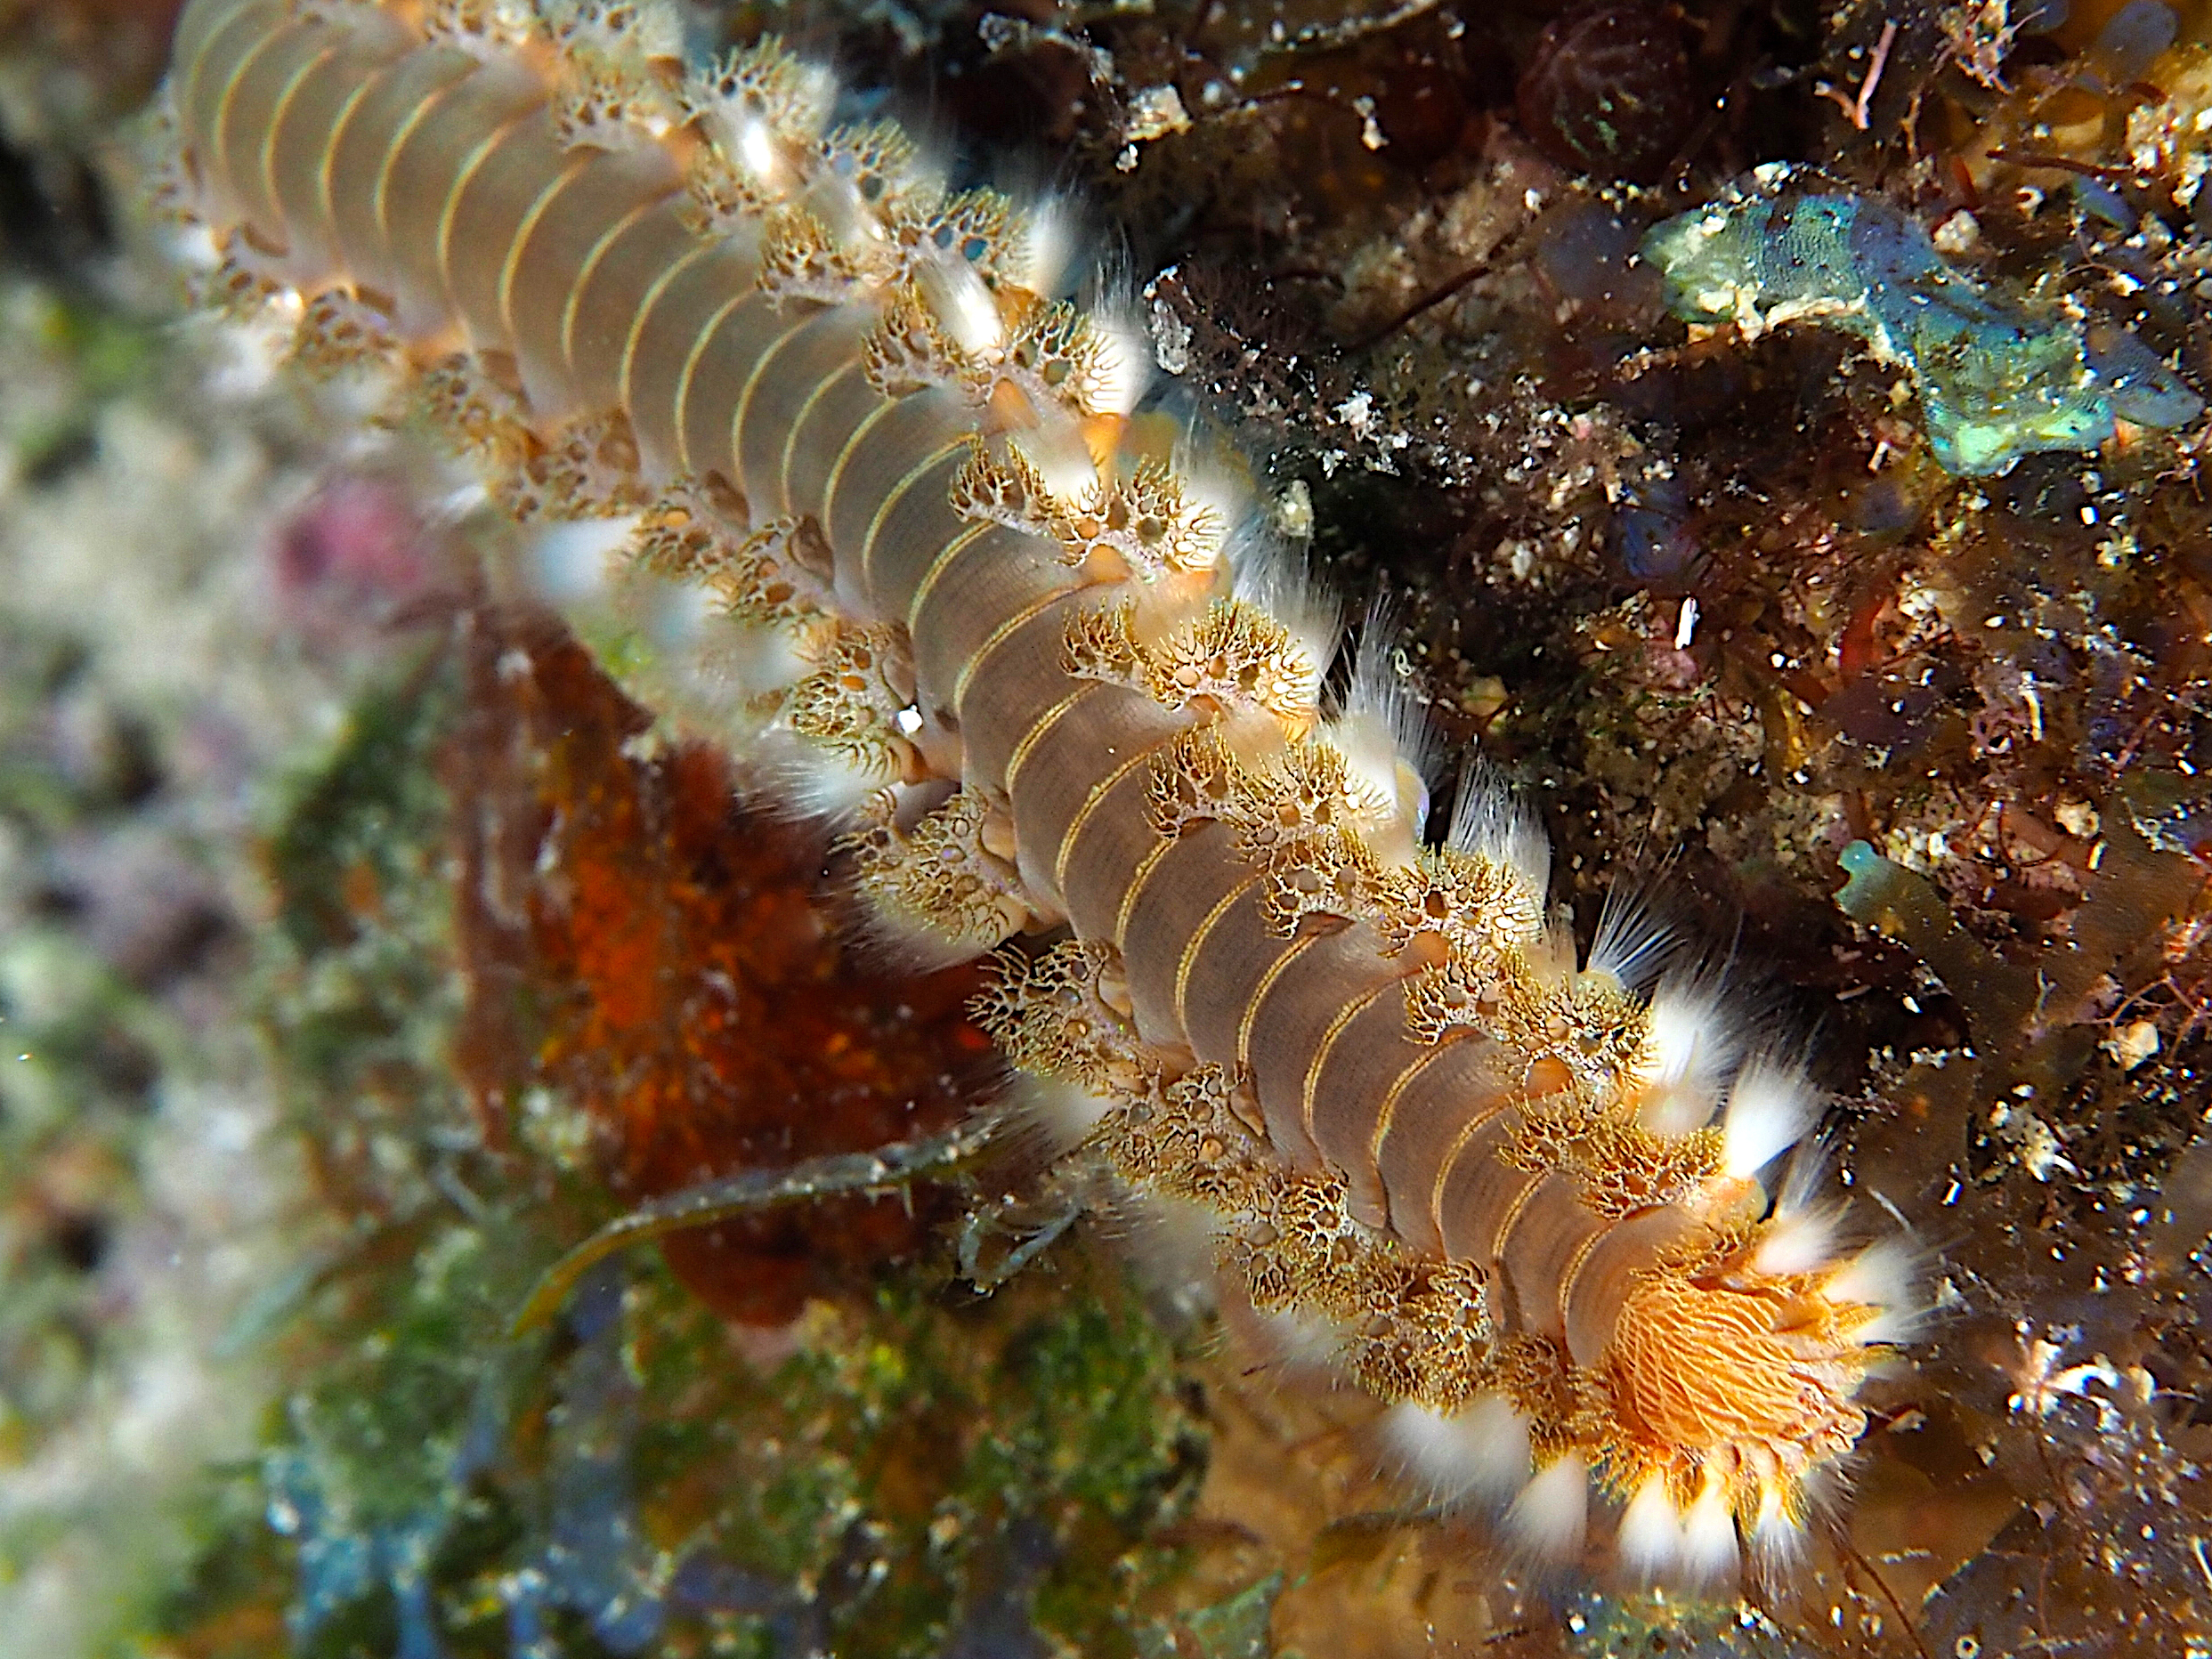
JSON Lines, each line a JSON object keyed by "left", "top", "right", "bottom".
{"left": 1301, "top": 976, "right": 1399, "bottom": 1145}
{"left": 495, "top": 158, "right": 593, "bottom": 344}
{"left": 1428, "top": 1092, "right": 1513, "bottom": 1248}
{"left": 902, "top": 520, "right": 988, "bottom": 630}
{"left": 559, "top": 195, "right": 662, "bottom": 373}
{"left": 778, "top": 357, "right": 863, "bottom": 502}
{"left": 615, "top": 240, "right": 714, "bottom": 418}
{"left": 187, "top": 0, "right": 279, "bottom": 162}
{"left": 309, "top": 73, "right": 382, "bottom": 255}
{"left": 728, "top": 306, "right": 826, "bottom": 498}
{"left": 1552, "top": 1228, "right": 1606, "bottom": 1337}
{"left": 1174, "top": 870, "right": 1264, "bottom": 1034}
{"left": 434, "top": 114, "right": 544, "bottom": 324}
{"left": 664, "top": 292, "right": 749, "bottom": 476}
{"left": 1487, "top": 1166, "right": 1550, "bottom": 1274}
{"left": 867, "top": 437, "right": 968, "bottom": 601}
{"left": 1113, "top": 835, "right": 1179, "bottom": 951}
{"left": 1365, "top": 1040, "right": 1453, "bottom": 1176}
{"left": 211, "top": 20, "right": 289, "bottom": 208}
{"left": 1002, "top": 683, "right": 1099, "bottom": 797}
{"left": 254, "top": 38, "right": 340, "bottom": 235}
{"left": 1236, "top": 932, "right": 1321, "bottom": 1074}
{"left": 952, "top": 587, "right": 1074, "bottom": 711}
{"left": 1056, "top": 737, "right": 1170, "bottom": 895}
{"left": 371, "top": 77, "right": 466, "bottom": 259}
{"left": 820, "top": 395, "right": 896, "bottom": 528}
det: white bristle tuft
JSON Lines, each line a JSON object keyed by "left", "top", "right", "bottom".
{"left": 531, "top": 523, "right": 806, "bottom": 723}
{"left": 1823, "top": 1236, "right": 1921, "bottom": 1343}
{"left": 1771, "top": 1137, "right": 1834, "bottom": 1217}
{"left": 1679, "top": 1471, "right": 1740, "bottom": 1585}
{"left": 636, "top": 651, "right": 774, "bottom": 741}
{"left": 1636, "top": 970, "right": 1740, "bottom": 1135}
{"left": 1335, "top": 596, "right": 1441, "bottom": 807}
{"left": 1616, "top": 1473, "right": 1685, "bottom": 1577}
{"left": 1008, "top": 1074, "right": 1119, "bottom": 1155}
{"left": 1749, "top": 1483, "right": 1809, "bottom": 1578}
{"left": 1324, "top": 727, "right": 1430, "bottom": 854}
{"left": 632, "top": 565, "right": 722, "bottom": 652}
{"left": 1107, "top": 1187, "right": 1228, "bottom": 1313}
{"left": 1176, "top": 452, "right": 1250, "bottom": 577}
{"left": 1446, "top": 765, "right": 1551, "bottom": 904}
{"left": 753, "top": 730, "right": 898, "bottom": 822}
{"left": 734, "top": 117, "right": 780, "bottom": 186}
{"left": 1587, "top": 883, "right": 1677, "bottom": 991}
{"left": 920, "top": 258, "right": 1006, "bottom": 355}
{"left": 1085, "top": 303, "right": 1151, "bottom": 417}
{"left": 1020, "top": 428, "right": 1101, "bottom": 503}
{"left": 1013, "top": 196, "right": 1078, "bottom": 295}
{"left": 1506, "top": 1453, "right": 1588, "bottom": 1560}
{"left": 790, "top": 65, "right": 839, "bottom": 138}
{"left": 1749, "top": 1204, "right": 1843, "bottom": 1277}
{"left": 698, "top": 616, "right": 812, "bottom": 706}
{"left": 685, "top": 44, "right": 834, "bottom": 170}
{"left": 1381, "top": 1402, "right": 1476, "bottom": 1502}
{"left": 1252, "top": 1305, "right": 1350, "bottom": 1375}
{"left": 847, "top": 903, "right": 1003, "bottom": 975}
{"left": 1230, "top": 538, "right": 1340, "bottom": 676}
{"left": 524, "top": 516, "right": 637, "bottom": 604}
{"left": 1722, "top": 1054, "right": 1824, "bottom": 1177}
{"left": 1643, "top": 975, "right": 1732, "bottom": 1081}
{"left": 1380, "top": 1395, "right": 1534, "bottom": 1505}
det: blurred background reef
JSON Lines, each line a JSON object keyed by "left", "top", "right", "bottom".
{"left": 6, "top": 0, "right": 2212, "bottom": 1654}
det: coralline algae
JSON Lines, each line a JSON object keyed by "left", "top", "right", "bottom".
{"left": 1641, "top": 164, "right": 2203, "bottom": 474}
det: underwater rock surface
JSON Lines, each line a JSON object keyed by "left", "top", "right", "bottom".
{"left": 8, "top": 0, "right": 2212, "bottom": 1655}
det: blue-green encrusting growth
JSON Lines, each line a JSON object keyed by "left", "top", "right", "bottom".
{"left": 1641, "top": 165, "right": 2203, "bottom": 473}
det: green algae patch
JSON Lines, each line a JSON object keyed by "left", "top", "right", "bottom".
{"left": 676, "top": 1266, "right": 1205, "bottom": 1659}
{"left": 1642, "top": 166, "right": 2202, "bottom": 474}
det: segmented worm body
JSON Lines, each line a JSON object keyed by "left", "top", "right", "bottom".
{"left": 166, "top": 0, "right": 1915, "bottom": 1580}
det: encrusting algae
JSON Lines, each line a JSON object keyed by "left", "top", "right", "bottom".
{"left": 1641, "top": 162, "right": 2204, "bottom": 473}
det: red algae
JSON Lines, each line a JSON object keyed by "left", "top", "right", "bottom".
{"left": 449, "top": 611, "right": 994, "bottom": 1326}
